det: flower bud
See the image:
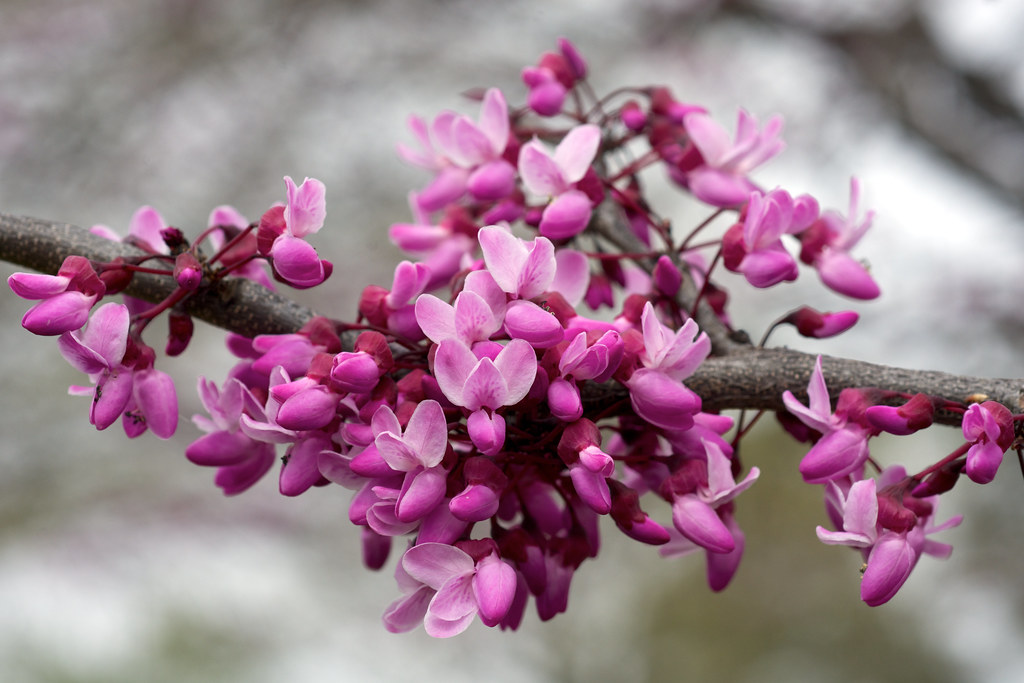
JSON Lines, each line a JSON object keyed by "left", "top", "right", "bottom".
{"left": 173, "top": 251, "right": 203, "bottom": 291}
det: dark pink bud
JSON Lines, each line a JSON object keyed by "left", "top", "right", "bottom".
{"left": 911, "top": 461, "right": 963, "bottom": 497}
{"left": 276, "top": 385, "right": 337, "bottom": 430}
{"left": 165, "top": 311, "right": 194, "bottom": 356}
{"left": 652, "top": 255, "right": 683, "bottom": 296}
{"left": 609, "top": 480, "right": 670, "bottom": 545}
{"left": 720, "top": 223, "right": 747, "bottom": 272}
{"left": 97, "top": 258, "right": 133, "bottom": 295}
{"left": 526, "top": 78, "right": 566, "bottom": 117}
{"left": 257, "top": 205, "right": 287, "bottom": 256}
{"left": 875, "top": 490, "right": 917, "bottom": 533}
{"left": 557, "top": 37, "right": 587, "bottom": 80}
{"left": 547, "top": 377, "right": 583, "bottom": 422}
{"left": 361, "top": 527, "right": 391, "bottom": 570}
{"left": 160, "top": 227, "right": 187, "bottom": 251}
{"left": 621, "top": 100, "right": 647, "bottom": 132}
{"left": 331, "top": 352, "right": 382, "bottom": 394}
{"left": 866, "top": 393, "right": 936, "bottom": 435}
{"left": 786, "top": 307, "right": 860, "bottom": 339}
{"left": 557, "top": 418, "right": 602, "bottom": 463}
{"left": 450, "top": 483, "right": 500, "bottom": 522}
{"left": 173, "top": 251, "right": 202, "bottom": 291}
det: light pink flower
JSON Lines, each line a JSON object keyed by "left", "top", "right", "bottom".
{"left": 683, "top": 110, "right": 784, "bottom": 207}
{"left": 518, "top": 124, "right": 601, "bottom": 238}
{"left": 57, "top": 302, "right": 135, "bottom": 431}
{"left": 383, "top": 542, "right": 517, "bottom": 637}
{"left": 782, "top": 356, "right": 872, "bottom": 483}
{"left": 802, "top": 178, "right": 880, "bottom": 300}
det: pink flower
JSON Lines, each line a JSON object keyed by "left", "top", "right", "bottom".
{"left": 262, "top": 176, "right": 332, "bottom": 288}
{"left": 626, "top": 302, "right": 710, "bottom": 431}
{"left": 8, "top": 255, "right": 105, "bottom": 335}
{"left": 371, "top": 400, "right": 450, "bottom": 523}
{"left": 433, "top": 338, "right": 537, "bottom": 454}
{"left": 722, "top": 189, "right": 818, "bottom": 288}
{"left": 57, "top": 302, "right": 135, "bottom": 431}
{"left": 398, "top": 88, "right": 515, "bottom": 207}
{"left": 188, "top": 376, "right": 277, "bottom": 495}
{"left": 433, "top": 338, "right": 537, "bottom": 413}
{"left": 415, "top": 270, "right": 507, "bottom": 346}
{"left": 668, "top": 439, "right": 759, "bottom": 554}
{"left": 683, "top": 110, "right": 785, "bottom": 207}
{"left": 814, "top": 468, "right": 963, "bottom": 606}
{"left": 518, "top": 124, "right": 601, "bottom": 239}
{"left": 800, "top": 177, "right": 880, "bottom": 300}
{"left": 782, "top": 356, "right": 872, "bottom": 483}
{"left": 961, "top": 401, "right": 1014, "bottom": 484}
{"left": 383, "top": 542, "right": 517, "bottom": 637}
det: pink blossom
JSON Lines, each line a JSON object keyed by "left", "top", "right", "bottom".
{"left": 383, "top": 542, "right": 517, "bottom": 637}
{"left": 188, "top": 377, "right": 277, "bottom": 495}
{"left": 722, "top": 189, "right": 817, "bottom": 288}
{"left": 518, "top": 124, "right": 601, "bottom": 238}
{"left": 800, "top": 177, "right": 880, "bottom": 300}
{"left": 626, "top": 303, "right": 710, "bottom": 431}
{"left": 371, "top": 400, "right": 450, "bottom": 523}
{"left": 962, "top": 401, "right": 1014, "bottom": 484}
{"left": 264, "top": 176, "right": 332, "bottom": 288}
{"left": 415, "top": 270, "right": 507, "bottom": 346}
{"left": 668, "top": 439, "right": 759, "bottom": 553}
{"left": 57, "top": 302, "right": 135, "bottom": 431}
{"left": 782, "top": 355, "right": 872, "bottom": 483}
{"left": 8, "top": 255, "right": 105, "bottom": 335}
{"left": 683, "top": 110, "right": 784, "bottom": 207}
{"left": 433, "top": 338, "right": 537, "bottom": 454}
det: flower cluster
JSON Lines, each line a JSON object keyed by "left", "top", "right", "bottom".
{"left": 7, "top": 38, "right": 1021, "bottom": 636}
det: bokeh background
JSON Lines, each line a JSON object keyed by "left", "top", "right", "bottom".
{"left": 2, "top": 1, "right": 1024, "bottom": 681}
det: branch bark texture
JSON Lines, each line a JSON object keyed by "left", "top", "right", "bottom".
{"left": 2, "top": 213, "right": 1021, "bottom": 426}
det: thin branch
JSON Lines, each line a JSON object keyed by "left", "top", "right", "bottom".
{"left": 0, "top": 213, "right": 315, "bottom": 337}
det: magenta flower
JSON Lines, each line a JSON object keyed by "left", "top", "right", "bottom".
{"left": 626, "top": 302, "right": 710, "bottom": 431}
{"left": 801, "top": 177, "right": 880, "bottom": 300}
{"left": 478, "top": 225, "right": 557, "bottom": 300}
{"left": 669, "top": 439, "right": 759, "bottom": 553}
{"left": 782, "top": 356, "right": 872, "bottom": 483}
{"left": 477, "top": 226, "right": 568, "bottom": 347}
{"left": 722, "top": 189, "right": 818, "bottom": 288}
{"left": 188, "top": 376, "right": 277, "bottom": 495}
{"left": 815, "top": 468, "right": 963, "bottom": 606}
{"left": 961, "top": 401, "right": 1014, "bottom": 484}
{"left": 8, "top": 255, "right": 105, "bottom": 335}
{"left": 57, "top": 302, "right": 135, "bottom": 431}
{"left": 518, "top": 124, "right": 601, "bottom": 239}
{"left": 433, "top": 338, "right": 537, "bottom": 454}
{"left": 263, "top": 176, "right": 332, "bottom": 288}
{"left": 372, "top": 399, "right": 450, "bottom": 523}
{"left": 815, "top": 478, "right": 879, "bottom": 548}
{"left": 383, "top": 542, "right": 517, "bottom": 637}
{"left": 683, "top": 110, "right": 784, "bottom": 207}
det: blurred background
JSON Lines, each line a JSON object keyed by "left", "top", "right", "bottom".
{"left": 2, "top": 0, "right": 1024, "bottom": 681}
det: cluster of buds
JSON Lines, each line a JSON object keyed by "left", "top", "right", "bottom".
{"left": 7, "top": 38, "right": 1022, "bottom": 637}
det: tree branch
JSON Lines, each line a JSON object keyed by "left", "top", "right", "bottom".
{"left": 0, "top": 213, "right": 315, "bottom": 337}
{"left": 2, "top": 213, "right": 1021, "bottom": 427}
